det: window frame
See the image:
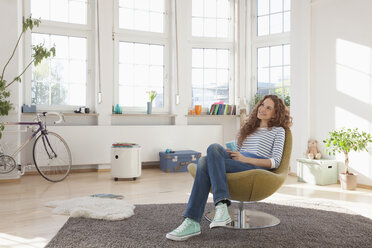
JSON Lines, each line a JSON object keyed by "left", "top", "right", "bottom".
{"left": 23, "top": 0, "right": 94, "bottom": 112}
{"left": 251, "top": 0, "right": 290, "bottom": 98}
{"left": 189, "top": 0, "right": 236, "bottom": 108}
{"left": 113, "top": 0, "right": 170, "bottom": 113}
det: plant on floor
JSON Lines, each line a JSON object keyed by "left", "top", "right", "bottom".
{"left": 0, "top": 16, "right": 55, "bottom": 139}
{"left": 323, "top": 128, "right": 372, "bottom": 175}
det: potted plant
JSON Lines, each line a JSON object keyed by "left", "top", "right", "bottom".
{"left": 146, "top": 90, "right": 157, "bottom": 114}
{"left": 0, "top": 16, "right": 55, "bottom": 139}
{"left": 323, "top": 128, "right": 372, "bottom": 190}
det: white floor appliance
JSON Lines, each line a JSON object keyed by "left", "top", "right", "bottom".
{"left": 111, "top": 145, "right": 141, "bottom": 181}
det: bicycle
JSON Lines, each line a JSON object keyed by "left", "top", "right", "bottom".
{"left": 0, "top": 112, "right": 72, "bottom": 182}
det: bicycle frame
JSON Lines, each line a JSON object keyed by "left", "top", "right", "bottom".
{"left": 3, "top": 120, "right": 47, "bottom": 158}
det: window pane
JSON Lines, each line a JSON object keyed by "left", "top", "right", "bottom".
{"left": 204, "top": 49, "right": 217, "bottom": 68}
{"left": 283, "top": 66, "right": 290, "bottom": 86}
{"left": 150, "top": 0, "right": 164, "bottom": 12}
{"left": 284, "top": 12, "right": 290, "bottom": 32}
{"left": 134, "top": 10, "right": 149, "bottom": 31}
{"left": 119, "top": 64, "right": 134, "bottom": 83}
{"left": 134, "top": 0, "right": 149, "bottom": 10}
{"left": 204, "top": 18, "right": 217, "bottom": 37}
{"left": 204, "top": 69, "right": 216, "bottom": 86}
{"left": 150, "top": 45, "right": 163, "bottom": 65}
{"left": 270, "top": 67, "right": 283, "bottom": 87}
{"left": 216, "top": 19, "right": 229, "bottom": 38}
{"left": 119, "top": 0, "right": 165, "bottom": 33}
{"left": 50, "top": 0, "right": 68, "bottom": 23}
{"left": 31, "top": 0, "right": 87, "bottom": 24}
{"left": 31, "top": 0, "right": 50, "bottom": 20}
{"left": 69, "top": 0, "right": 87, "bottom": 24}
{"left": 205, "top": 0, "right": 217, "bottom": 18}
{"left": 258, "top": 47, "right": 269, "bottom": 68}
{"left": 257, "top": 0, "right": 269, "bottom": 16}
{"left": 192, "top": 18, "right": 204, "bottom": 36}
{"left": 68, "top": 83, "right": 85, "bottom": 105}
{"left": 149, "top": 66, "right": 163, "bottom": 86}
{"left": 69, "top": 37, "right": 86, "bottom": 60}
{"left": 119, "top": 0, "right": 133, "bottom": 8}
{"left": 192, "top": 49, "right": 204, "bottom": 68}
{"left": 69, "top": 61, "right": 86, "bottom": 83}
{"left": 283, "top": 44, "right": 290, "bottom": 65}
{"left": 270, "top": 0, "right": 283, "bottom": 13}
{"left": 119, "top": 85, "right": 133, "bottom": 106}
{"left": 217, "top": 50, "right": 228, "bottom": 68}
{"left": 192, "top": 88, "right": 203, "bottom": 106}
{"left": 258, "top": 68, "right": 269, "bottom": 84}
{"left": 217, "top": 0, "right": 229, "bottom": 18}
{"left": 270, "top": 45, "right": 283, "bottom": 66}
{"left": 120, "top": 42, "right": 134, "bottom": 64}
{"left": 119, "top": 8, "right": 134, "bottom": 29}
{"left": 192, "top": 69, "right": 204, "bottom": 86}
{"left": 150, "top": 12, "right": 163, "bottom": 33}
{"left": 257, "top": 16, "right": 269, "bottom": 36}
{"left": 192, "top": 48, "right": 229, "bottom": 107}
{"left": 270, "top": 13, "right": 283, "bottom": 34}
{"left": 192, "top": 0, "right": 204, "bottom": 16}
{"left": 134, "top": 43, "right": 149, "bottom": 65}
{"left": 119, "top": 42, "right": 164, "bottom": 107}
{"left": 284, "top": 0, "right": 291, "bottom": 11}
{"left": 134, "top": 65, "right": 149, "bottom": 84}
{"left": 217, "top": 69, "right": 228, "bottom": 86}
{"left": 31, "top": 33, "right": 87, "bottom": 106}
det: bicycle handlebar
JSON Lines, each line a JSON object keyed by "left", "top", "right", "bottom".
{"left": 39, "top": 112, "right": 65, "bottom": 124}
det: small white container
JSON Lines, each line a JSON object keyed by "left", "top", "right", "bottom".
{"left": 296, "top": 158, "right": 338, "bottom": 185}
{"left": 111, "top": 146, "right": 141, "bottom": 181}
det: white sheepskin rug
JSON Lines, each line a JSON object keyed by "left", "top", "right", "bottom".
{"left": 45, "top": 197, "right": 135, "bottom": 221}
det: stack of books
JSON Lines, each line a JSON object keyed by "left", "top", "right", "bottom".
{"left": 208, "top": 103, "right": 237, "bottom": 115}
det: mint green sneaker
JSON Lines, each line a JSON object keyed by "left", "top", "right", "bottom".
{"left": 166, "top": 218, "right": 201, "bottom": 241}
{"left": 209, "top": 202, "right": 232, "bottom": 228}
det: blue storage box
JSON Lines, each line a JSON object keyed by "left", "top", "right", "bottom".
{"left": 159, "top": 150, "right": 201, "bottom": 172}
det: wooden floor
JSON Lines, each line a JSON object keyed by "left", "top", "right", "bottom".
{"left": 1, "top": 168, "right": 372, "bottom": 247}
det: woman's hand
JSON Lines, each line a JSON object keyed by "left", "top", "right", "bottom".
{"left": 226, "top": 149, "right": 248, "bottom": 163}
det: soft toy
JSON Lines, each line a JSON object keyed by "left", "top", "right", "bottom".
{"left": 306, "top": 140, "right": 322, "bottom": 159}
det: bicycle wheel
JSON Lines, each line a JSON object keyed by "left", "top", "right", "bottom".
{"left": 33, "top": 132, "right": 72, "bottom": 182}
{"left": 0, "top": 155, "right": 17, "bottom": 174}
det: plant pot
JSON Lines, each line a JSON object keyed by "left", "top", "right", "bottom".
{"left": 147, "top": 102, "right": 152, "bottom": 114}
{"left": 339, "top": 173, "right": 357, "bottom": 190}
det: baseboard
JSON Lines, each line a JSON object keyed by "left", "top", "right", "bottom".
{"left": 0, "top": 178, "right": 20, "bottom": 183}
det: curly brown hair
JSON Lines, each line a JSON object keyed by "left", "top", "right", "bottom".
{"left": 237, "top": 95, "right": 293, "bottom": 146}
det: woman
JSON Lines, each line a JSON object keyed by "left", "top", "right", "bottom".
{"left": 166, "top": 95, "right": 292, "bottom": 241}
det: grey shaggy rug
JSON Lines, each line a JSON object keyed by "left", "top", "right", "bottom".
{"left": 46, "top": 202, "right": 372, "bottom": 248}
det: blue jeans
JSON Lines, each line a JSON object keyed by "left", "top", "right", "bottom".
{"left": 182, "top": 143, "right": 269, "bottom": 222}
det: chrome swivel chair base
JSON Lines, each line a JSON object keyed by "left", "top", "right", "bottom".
{"left": 205, "top": 201, "right": 280, "bottom": 229}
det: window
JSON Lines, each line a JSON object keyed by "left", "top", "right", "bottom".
{"left": 119, "top": 0, "right": 165, "bottom": 32}
{"left": 257, "top": 44, "right": 290, "bottom": 96}
{"left": 192, "top": 48, "right": 229, "bottom": 107}
{"left": 191, "top": 0, "right": 234, "bottom": 108}
{"left": 118, "top": 42, "right": 164, "bottom": 107}
{"left": 257, "top": 0, "right": 290, "bottom": 36}
{"left": 192, "top": 0, "right": 230, "bottom": 38}
{"left": 114, "top": 0, "right": 168, "bottom": 110}
{"left": 24, "top": 0, "right": 92, "bottom": 109}
{"left": 252, "top": 0, "right": 290, "bottom": 100}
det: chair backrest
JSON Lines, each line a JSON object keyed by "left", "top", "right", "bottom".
{"left": 272, "top": 128, "right": 292, "bottom": 175}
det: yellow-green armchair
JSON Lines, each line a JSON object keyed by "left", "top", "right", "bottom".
{"left": 187, "top": 129, "right": 292, "bottom": 229}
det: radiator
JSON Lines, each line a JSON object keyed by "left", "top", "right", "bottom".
{"left": 48, "top": 125, "right": 223, "bottom": 165}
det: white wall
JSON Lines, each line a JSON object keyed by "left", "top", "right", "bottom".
{"left": 290, "top": 0, "right": 372, "bottom": 186}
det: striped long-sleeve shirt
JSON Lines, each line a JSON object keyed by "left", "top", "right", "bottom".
{"left": 236, "top": 127, "right": 285, "bottom": 169}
